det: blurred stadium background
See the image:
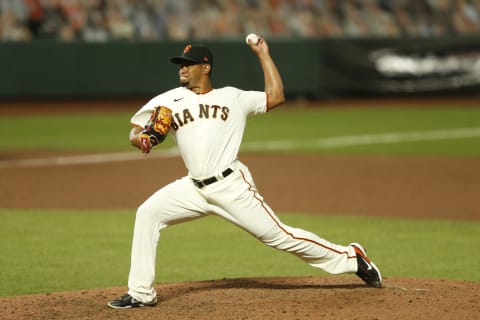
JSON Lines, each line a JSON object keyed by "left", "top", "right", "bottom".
{"left": 0, "top": 0, "right": 479, "bottom": 101}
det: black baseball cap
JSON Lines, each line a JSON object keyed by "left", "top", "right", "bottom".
{"left": 170, "top": 44, "right": 213, "bottom": 66}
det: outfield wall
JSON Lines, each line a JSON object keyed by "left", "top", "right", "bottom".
{"left": 1, "top": 37, "right": 479, "bottom": 99}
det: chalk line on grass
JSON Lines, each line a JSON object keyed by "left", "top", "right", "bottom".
{"left": 1, "top": 127, "right": 479, "bottom": 168}
{"left": 242, "top": 127, "right": 480, "bottom": 151}
{"left": 0, "top": 148, "right": 180, "bottom": 168}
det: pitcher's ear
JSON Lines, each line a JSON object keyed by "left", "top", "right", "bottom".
{"left": 203, "top": 64, "right": 211, "bottom": 74}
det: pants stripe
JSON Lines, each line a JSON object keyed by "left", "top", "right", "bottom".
{"left": 239, "top": 169, "right": 356, "bottom": 259}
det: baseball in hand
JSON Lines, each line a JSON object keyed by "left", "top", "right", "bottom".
{"left": 245, "top": 33, "right": 260, "bottom": 45}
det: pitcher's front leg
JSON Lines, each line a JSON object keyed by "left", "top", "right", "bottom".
{"left": 127, "top": 177, "right": 209, "bottom": 303}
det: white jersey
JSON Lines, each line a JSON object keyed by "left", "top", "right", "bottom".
{"left": 131, "top": 86, "right": 267, "bottom": 179}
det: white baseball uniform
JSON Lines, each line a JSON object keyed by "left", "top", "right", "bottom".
{"left": 127, "top": 86, "right": 358, "bottom": 303}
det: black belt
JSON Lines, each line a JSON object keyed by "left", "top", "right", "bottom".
{"left": 192, "top": 168, "right": 233, "bottom": 188}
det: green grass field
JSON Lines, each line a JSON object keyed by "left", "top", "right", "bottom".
{"left": 1, "top": 104, "right": 479, "bottom": 297}
{"left": 1, "top": 210, "right": 479, "bottom": 297}
{"left": 1, "top": 106, "right": 480, "bottom": 155}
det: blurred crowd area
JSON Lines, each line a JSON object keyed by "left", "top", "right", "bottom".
{"left": 1, "top": 0, "right": 480, "bottom": 42}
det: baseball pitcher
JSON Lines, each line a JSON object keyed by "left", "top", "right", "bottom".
{"left": 108, "top": 36, "right": 382, "bottom": 309}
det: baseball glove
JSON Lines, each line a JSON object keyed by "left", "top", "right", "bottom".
{"left": 140, "top": 106, "right": 173, "bottom": 154}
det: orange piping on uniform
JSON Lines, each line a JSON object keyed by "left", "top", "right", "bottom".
{"left": 239, "top": 169, "right": 356, "bottom": 259}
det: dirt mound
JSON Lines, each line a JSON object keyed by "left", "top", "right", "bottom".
{"left": 1, "top": 277, "right": 478, "bottom": 320}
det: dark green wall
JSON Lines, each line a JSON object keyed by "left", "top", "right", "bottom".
{"left": 0, "top": 40, "right": 324, "bottom": 99}
{"left": 1, "top": 37, "right": 479, "bottom": 99}
{"left": 0, "top": 41, "right": 183, "bottom": 97}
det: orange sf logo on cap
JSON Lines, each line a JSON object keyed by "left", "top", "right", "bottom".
{"left": 183, "top": 45, "right": 192, "bottom": 54}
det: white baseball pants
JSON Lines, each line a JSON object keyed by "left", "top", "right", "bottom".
{"left": 127, "top": 161, "right": 358, "bottom": 303}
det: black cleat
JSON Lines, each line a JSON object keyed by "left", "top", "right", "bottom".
{"left": 107, "top": 293, "right": 158, "bottom": 309}
{"left": 350, "top": 243, "right": 382, "bottom": 288}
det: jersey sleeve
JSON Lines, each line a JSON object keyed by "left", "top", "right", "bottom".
{"left": 130, "top": 91, "right": 171, "bottom": 127}
{"left": 235, "top": 87, "right": 267, "bottom": 116}
{"left": 130, "top": 105, "right": 153, "bottom": 128}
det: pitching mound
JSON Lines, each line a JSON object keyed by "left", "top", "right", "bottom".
{"left": 1, "top": 276, "right": 478, "bottom": 320}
